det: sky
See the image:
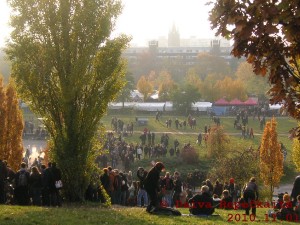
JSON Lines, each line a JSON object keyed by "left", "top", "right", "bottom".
{"left": 0, "top": 0, "right": 215, "bottom": 47}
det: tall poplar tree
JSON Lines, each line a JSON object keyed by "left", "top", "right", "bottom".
{"left": 292, "top": 136, "right": 300, "bottom": 172}
{"left": 0, "top": 76, "right": 7, "bottom": 160}
{"left": 0, "top": 76, "right": 24, "bottom": 171}
{"left": 259, "top": 117, "right": 283, "bottom": 201}
{"left": 4, "top": 81, "right": 24, "bottom": 171}
{"left": 6, "top": 0, "right": 130, "bottom": 201}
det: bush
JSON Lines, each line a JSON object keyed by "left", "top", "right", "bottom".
{"left": 180, "top": 144, "right": 199, "bottom": 164}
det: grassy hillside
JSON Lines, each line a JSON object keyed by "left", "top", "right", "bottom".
{"left": 100, "top": 113, "right": 298, "bottom": 183}
{"left": 0, "top": 205, "right": 295, "bottom": 225}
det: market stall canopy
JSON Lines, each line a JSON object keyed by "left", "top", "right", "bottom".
{"left": 229, "top": 98, "right": 243, "bottom": 106}
{"left": 214, "top": 98, "right": 229, "bottom": 106}
{"left": 243, "top": 98, "right": 258, "bottom": 106}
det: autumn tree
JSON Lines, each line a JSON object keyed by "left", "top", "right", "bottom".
{"left": 157, "top": 71, "right": 176, "bottom": 101}
{"left": 214, "top": 76, "right": 248, "bottom": 101}
{"left": 185, "top": 68, "right": 202, "bottom": 91}
{"left": 4, "top": 81, "right": 24, "bottom": 171}
{"left": 200, "top": 73, "right": 221, "bottom": 102}
{"left": 235, "top": 62, "right": 270, "bottom": 97}
{"left": 0, "top": 76, "right": 7, "bottom": 161}
{"left": 259, "top": 117, "right": 283, "bottom": 201}
{"left": 292, "top": 136, "right": 300, "bottom": 172}
{"left": 0, "top": 77, "right": 23, "bottom": 171}
{"left": 137, "top": 75, "right": 153, "bottom": 101}
{"left": 210, "top": 0, "right": 300, "bottom": 137}
{"left": 195, "top": 52, "right": 231, "bottom": 80}
{"left": 6, "top": 0, "right": 129, "bottom": 201}
{"left": 207, "top": 125, "right": 230, "bottom": 158}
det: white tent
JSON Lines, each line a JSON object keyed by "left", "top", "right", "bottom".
{"left": 191, "top": 102, "right": 212, "bottom": 111}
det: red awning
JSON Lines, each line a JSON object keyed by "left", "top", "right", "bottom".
{"left": 229, "top": 98, "right": 243, "bottom": 105}
{"left": 214, "top": 98, "right": 229, "bottom": 106}
{"left": 243, "top": 98, "right": 258, "bottom": 106}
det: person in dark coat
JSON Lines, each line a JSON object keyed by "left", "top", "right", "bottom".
{"left": 144, "top": 162, "right": 165, "bottom": 213}
{"left": 213, "top": 180, "right": 223, "bottom": 198}
{"left": 14, "top": 162, "right": 30, "bottom": 205}
{"left": 41, "top": 162, "right": 55, "bottom": 206}
{"left": 291, "top": 175, "right": 300, "bottom": 206}
{"left": 0, "top": 159, "right": 8, "bottom": 204}
{"left": 188, "top": 185, "right": 214, "bottom": 215}
{"left": 100, "top": 168, "right": 110, "bottom": 194}
{"left": 29, "top": 166, "right": 42, "bottom": 206}
{"left": 51, "top": 162, "right": 62, "bottom": 206}
{"left": 243, "top": 177, "right": 259, "bottom": 215}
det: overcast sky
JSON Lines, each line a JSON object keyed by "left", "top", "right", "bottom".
{"left": 0, "top": 0, "right": 215, "bottom": 47}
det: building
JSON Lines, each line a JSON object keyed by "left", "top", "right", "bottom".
{"left": 122, "top": 26, "right": 235, "bottom": 81}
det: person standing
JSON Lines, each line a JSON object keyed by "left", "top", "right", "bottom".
{"left": 243, "top": 177, "right": 259, "bottom": 215}
{"left": 0, "top": 159, "right": 8, "bottom": 204}
{"left": 29, "top": 166, "right": 42, "bottom": 206}
{"left": 15, "top": 162, "right": 30, "bottom": 205}
{"left": 144, "top": 162, "right": 165, "bottom": 213}
{"left": 137, "top": 167, "right": 148, "bottom": 207}
{"left": 51, "top": 162, "right": 62, "bottom": 206}
{"left": 161, "top": 172, "right": 174, "bottom": 207}
{"left": 172, "top": 171, "right": 183, "bottom": 207}
{"left": 291, "top": 175, "right": 300, "bottom": 206}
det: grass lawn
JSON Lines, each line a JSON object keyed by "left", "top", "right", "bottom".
{"left": 100, "top": 113, "right": 298, "bottom": 183}
{"left": 0, "top": 205, "right": 296, "bottom": 225}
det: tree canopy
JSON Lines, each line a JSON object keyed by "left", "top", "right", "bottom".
{"left": 6, "top": 0, "right": 130, "bottom": 201}
{"left": 210, "top": 0, "right": 300, "bottom": 135}
{"left": 171, "top": 83, "right": 201, "bottom": 114}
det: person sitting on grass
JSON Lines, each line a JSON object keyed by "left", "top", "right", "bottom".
{"left": 188, "top": 185, "right": 214, "bottom": 216}
{"left": 294, "top": 195, "right": 300, "bottom": 218}
{"left": 276, "top": 194, "right": 297, "bottom": 221}
{"left": 220, "top": 190, "right": 233, "bottom": 210}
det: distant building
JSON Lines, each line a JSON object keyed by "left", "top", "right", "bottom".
{"left": 122, "top": 25, "right": 234, "bottom": 80}
{"left": 168, "top": 24, "right": 180, "bottom": 47}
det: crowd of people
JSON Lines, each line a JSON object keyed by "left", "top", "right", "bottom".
{"left": 0, "top": 159, "right": 62, "bottom": 207}
{"left": 2, "top": 156, "right": 300, "bottom": 221}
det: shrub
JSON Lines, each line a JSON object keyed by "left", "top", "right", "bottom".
{"left": 180, "top": 144, "right": 199, "bottom": 164}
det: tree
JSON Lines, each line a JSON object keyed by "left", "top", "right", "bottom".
{"left": 116, "top": 72, "right": 135, "bottom": 107}
{"left": 209, "top": 0, "right": 300, "bottom": 137}
{"left": 137, "top": 75, "right": 153, "bottom": 101}
{"left": 185, "top": 68, "right": 202, "bottom": 91}
{"left": 209, "top": 145, "right": 259, "bottom": 185}
{"left": 4, "top": 81, "right": 24, "bottom": 171}
{"left": 259, "top": 117, "right": 283, "bottom": 201}
{"left": 171, "top": 83, "right": 201, "bottom": 114}
{"left": 195, "top": 52, "right": 231, "bottom": 80}
{"left": 0, "top": 76, "right": 23, "bottom": 171}
{"left": 214, "top": 76, "right": 248, "bottom": 101}
{"left": 0, "top": 76, "right": 7, "bottom": 161}
{"left": 292, "top": 136, "right": 300, "bottom": 172}
{"left": 207, "top": 125, "right": 229, "bottom": 159}
{"left": 235, "top": 62, "right": 270, "bottom": 97}
{"left": 157, "top": 71, "right": 177, "bottom": 101}
{"left": 200, "top": 73, "right": 221, "bottom": 102}
{"left": 6, "top": 0, "right": 129, "bottom": 201}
